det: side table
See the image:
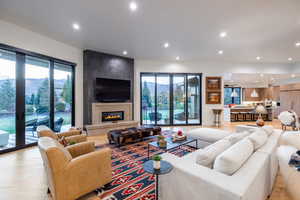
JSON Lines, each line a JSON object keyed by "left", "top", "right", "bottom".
{"left": 143, "top": 160, "right": 173, "bottom": 200}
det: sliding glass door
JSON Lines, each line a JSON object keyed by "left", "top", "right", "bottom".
{"left": 157, "top": 75, "right": 170, "bottom": 125}
{"left": 187, "top": 75, "right": 201, "bottom": 124}
{"left": 173, "top": 75, "right": 186, "bottom": 124}
{"left": 25, "top": 56, "right": 50, "bottom": 144}
{"left": 141, "top": 73, "right": 202, "bottom": 126}
{"left": 0, "top": 44, "right": 75, "bottom": 153}
{"left": 54, "top": 63, "right": 73, "bottom": 132}
{"left": 0, "top": 49, "right": 16, "bottom": 150}
{"left": 141, "top": 74, "right": 155, "bottom": 124}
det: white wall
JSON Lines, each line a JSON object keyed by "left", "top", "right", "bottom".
{"left": 0, "top": 20, "right": 84, "bottom": 126}
{"left": 134, "top": 60, "right": 292, "bottom": 126}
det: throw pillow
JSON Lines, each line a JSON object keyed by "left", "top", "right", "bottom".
{"left": 261, "top": 125, "right": 274, "bottom": 136}
{"left": 224, "top": 131, "right": 250, "bottom": 145}
{"left": 58, "top": 136, "right": 68, "bottom": 147}
{"left": 196, "top": 139, "right": 232, "bottom": 168}
{"left": 214, "top": 138, "right": 254, "bottom": 175}
{"left": 247, "top": 130, "right": 268, "bottom": 150}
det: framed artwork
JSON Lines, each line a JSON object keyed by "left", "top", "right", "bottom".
{"left": 206, "top": 91, "right": 221, "bottom": 104}
{"left": 206, "top": 77, "right": 221, "bottom": 90}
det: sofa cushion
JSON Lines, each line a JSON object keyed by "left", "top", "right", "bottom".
{"left": 224, "top": 131, "right": 250, "bottom": 145}
{"left": 281, "top": 131, "right": 300, "bottom": 149}
{"left": 247, "top": 130, "right": 268, "bottom": 150}
{"left": 261, "top": 126, "right": 274, "bottom": 136}
{"left": 214, "top": 138, "right": 254, "bottom": 175}
{"left": 187, "top": 128, "right": 231, "bottom": 143}
{"left": 196, "top": 139, "right": 232, "bottom": 168}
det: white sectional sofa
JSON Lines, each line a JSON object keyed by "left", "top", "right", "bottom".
{"left": 159, "top": 127, "right": 282, "bottom": 200}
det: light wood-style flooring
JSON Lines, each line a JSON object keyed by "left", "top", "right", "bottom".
{"left": 0, "top": 120, "right": 292, "bottom": 200}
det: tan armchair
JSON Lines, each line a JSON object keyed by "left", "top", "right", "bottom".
{"left": 37, "top": 125, "right": 87, "bottom": 144}
{"left": 38, "top": 137, "right": 112, "bottom": 200}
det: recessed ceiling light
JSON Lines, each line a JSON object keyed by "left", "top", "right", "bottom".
{"left": 288, "top": 57, "right": 293, "bottom": 61}
{"left": 163, "top": 42, "right": 169, "bottom": 48}
{"left": 256, "top": 56, "right": 261, "bottom": 60}
{"left": 218, "top": 50, "right": 223, "bottom": 55}
{"left": 72, "top": 23, "right": 80, "bottom": 30}
{"left": 295, "top": 42, "right": 300, "bottom": 47}
{"left": 219, "top": 32, "right": 227, "bottom": 38}
{"left": 175, "top": 56, "right": 180, "bottom": 60}
{"left": 291, "top": 74, "right": 296, "bottom": 78}
{"left": 129, "top": 1, "right": 138, "bottom": 11}
{"left": 123, "top": 51, "right": 128, "bottom": 55}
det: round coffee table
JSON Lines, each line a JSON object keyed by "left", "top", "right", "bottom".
{"left": 143, "top": 160, "right": 173, "bottom": 200}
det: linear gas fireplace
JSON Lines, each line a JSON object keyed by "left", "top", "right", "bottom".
{"left": 102, "top": 111, "right": 124, "bottom": 122}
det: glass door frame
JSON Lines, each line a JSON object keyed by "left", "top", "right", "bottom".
{"left": 140, "top": 72, "right": 202, "bottom": 126}
{"left": 0, "top": 43, "right": 76, "bottom": 154}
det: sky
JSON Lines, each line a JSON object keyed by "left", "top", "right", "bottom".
{"left": 0, "top": 58, "right": 71, "bottom": 80}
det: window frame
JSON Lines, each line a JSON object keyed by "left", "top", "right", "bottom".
{"left": 0, "top": 43, "right": 76, "bottom": 154}
{"left": 224, "top": 87, "right": 241, "bottom": 105}
{"left": 140, "top": 72, "right": 202, "bottom": 126}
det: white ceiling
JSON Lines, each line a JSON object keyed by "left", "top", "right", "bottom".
{"left": 224, "top": 73, "right": 300, "bottom": 88}
{"left": 0, "top": 0, "right": 300, "bottom": 62}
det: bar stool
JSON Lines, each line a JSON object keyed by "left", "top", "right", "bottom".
{"left": 231, "top": 112, "right": 239, "bottom": 122}
{"left": 245, "top": 112, "right": 252, "bottom": 121}
{"left": 237, "top": 112, "right": 245, "bottom": 121}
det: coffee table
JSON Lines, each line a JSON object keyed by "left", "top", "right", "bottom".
{"left": 147, "top": 137, "right": 198, "bottom": 159}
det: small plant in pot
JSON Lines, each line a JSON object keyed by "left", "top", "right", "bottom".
{"left": 152, "top": 155, "right": 162, "bottom": 170}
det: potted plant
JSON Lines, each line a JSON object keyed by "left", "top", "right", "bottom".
{"left": 152, "top": 155, "right": 162, "bottom": 170}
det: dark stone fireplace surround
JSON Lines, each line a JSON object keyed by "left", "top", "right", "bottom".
{"left": 83, "top": 50, "right": 134, "bottom": 125}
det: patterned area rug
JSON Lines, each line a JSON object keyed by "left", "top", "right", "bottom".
{"left": 96, "top": 131, "right": 196, "bottom": 200}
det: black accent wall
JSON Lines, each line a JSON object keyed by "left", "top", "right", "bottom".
{"left": 83, "top": 50, "right": 134, "bottom": 125}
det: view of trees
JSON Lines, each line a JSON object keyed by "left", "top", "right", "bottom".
{"left": 0, "top": 79, "right": 15, "bottom": 112}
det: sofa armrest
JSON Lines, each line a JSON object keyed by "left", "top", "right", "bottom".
{"left": 66, "top": 141, "right": 95, "bottom": 158}
{"left": 57, "top": 130, "right": 82, "bottom": 138}
{"left": 66, "top": 148, "right": 112, "bottom": 188}
{"left": 65, "top": 134, "right": 87, "bottom": 144}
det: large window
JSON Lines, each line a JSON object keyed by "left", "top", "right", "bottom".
{"left": 141, "top": 73, "right": 202, "bottom": 125}
{"left": 224, "top": 87, "right": 241, "bottom": 105}
{"left": 0, "top": 44, "right": 75, "bottom": 153}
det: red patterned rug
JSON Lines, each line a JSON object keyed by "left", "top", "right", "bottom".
{"left": 96, "top": 130, "right": 196, "bottom": 200}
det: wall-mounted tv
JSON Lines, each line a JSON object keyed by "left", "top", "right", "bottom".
{"left": 95, "top": 78, "right": 131, "bottom": 102}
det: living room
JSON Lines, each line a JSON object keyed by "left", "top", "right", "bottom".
{"left": 0, "top": 0, "right": 300, "bottom": 200}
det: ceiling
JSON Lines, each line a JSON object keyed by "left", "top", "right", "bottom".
{"left": 224, "top": 73, "right": 300, "bottom": 88}
{"left": 0, "top": 0, "right": 300, "bottom": 62}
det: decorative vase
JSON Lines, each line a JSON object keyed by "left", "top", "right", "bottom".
{"left": 153, "top": 160, "right": 161, "bottom": 170}
{"left": 256, "top": 115, "right": 265, "bottom": 127}
{"left": 159, "top": 139, "right": 167, "bottom": 148}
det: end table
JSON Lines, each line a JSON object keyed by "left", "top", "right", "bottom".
{"left": 143, "top": 160, "right": 173, "bottom": 200}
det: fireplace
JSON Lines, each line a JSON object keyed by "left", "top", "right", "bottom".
{"left": 102, "top": 111, "right": 124, "bottom": 122}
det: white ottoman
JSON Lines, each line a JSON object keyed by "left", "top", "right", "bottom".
{"left": 186, "top": 128, "right": 231, "bottom": 148}
{"left": 281, "top": 131, "right": 300, "bottom": 149}
{"left": 277, "top": 146, "right": 300, "bottom": 200}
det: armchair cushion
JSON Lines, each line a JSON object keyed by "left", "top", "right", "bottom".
{"left": 65, "top": 134, "right": 87, "bottom": 144}
{"left": 57, "top": 130, "right": 82, "bottom": 138}
{"left": 66, "top": 141, "right": 95, "bottom": 158}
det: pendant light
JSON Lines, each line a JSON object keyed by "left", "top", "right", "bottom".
{"left": 251, "top": 89, "right": 259, "bottom": 97}
{"left": 231, "top": 89, "right": 238, "bottom": 97}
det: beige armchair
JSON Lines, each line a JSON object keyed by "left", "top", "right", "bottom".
{"left": 38, "top": 137, "right": 112, "bottom": 200}
{"left": 37, "top": 125, "right": 87, "bottom": 144}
